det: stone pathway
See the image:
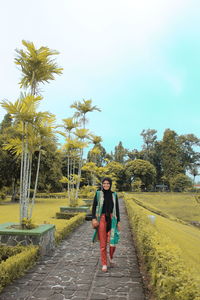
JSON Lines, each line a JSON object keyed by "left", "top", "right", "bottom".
{"left": 0, "top": 199, "right": 146, "bottom": 300}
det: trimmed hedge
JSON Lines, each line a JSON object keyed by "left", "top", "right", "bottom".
{"left": 56, "top": 212, "right": 78, "bottom": 219}
{"left": 124, "top": 194, "right": 200, "bottom": 300}
{"left": 0, "top": 245, "right": 39, "bottom": 292}
{"left": 0, "top": 212, "right": 85, "bottom": 293}
{"left": 55, "top": 212, "right": 86, "bottom": 243}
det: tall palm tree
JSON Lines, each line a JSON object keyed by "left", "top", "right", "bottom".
{"left": 70, "top": 99, "right": 101, "bottom": 198}
{"left": 62, "top": 118, "right": 79, "bottom": 202}
{"left": 70, "top": 99, "right": 101, "bottom": 128}
{"left": 1, "top": 95, "right": 56, "bottom": 223}
{"left": 73, "top": 128, "right": 90, "bottom": 198}
{"left": 1, "top": 94, "right": 41, "bottom": 223}
{"left": 15, "top": 40, "right": 63, "bottom": 95}
{"left": 89, "top": 134, "right": 102, "bottom": 145}
{"left": 28, "top": 112, "right": 56, "bottom": 217}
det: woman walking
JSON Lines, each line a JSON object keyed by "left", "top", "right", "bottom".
{"left": 92, "top": 177, "right": 121, "bottom": 272}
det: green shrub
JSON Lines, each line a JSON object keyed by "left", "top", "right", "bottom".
{"left": 0, "top": 192, "right": 6, "bottom": 201}
{"left": 124, "top": 194, "right": 200, "bottom": 300}
{"left": 79, "top": 185, "right": 96, "bottom": 199}
{"left": 55, "top": 213, "right": 85, "bottom": 243}
{"left": 0, "top": 245, "right": 39, "bottom": 292}
{"left": 0, "top": 245, "right": 25, "bottom": 263}
{"left": 131, "top": 178, "right": 142, "bottom": 192}
{"left": 21, "top": 218, "right": 36, "bottom": 229}
{"left": 56, "top": 212, "right": 78, "bottom": 219}
{"left": 170, "top": 174, "right": 193, "bottom": 192}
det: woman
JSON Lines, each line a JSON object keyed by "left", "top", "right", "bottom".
{"left": 92, "top": 177, "right": 121, "bottom": 272}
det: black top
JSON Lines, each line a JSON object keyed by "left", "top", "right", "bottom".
{"left": 92, "top": 190, "right": 120, "bottom": 223}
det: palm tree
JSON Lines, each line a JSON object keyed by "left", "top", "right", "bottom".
{"left": 70, "top": 99, "right": 101, "bottom": 198}
{"left": 73, "top": 128, "right": 90, "bottom": 198}
{"left": 28, "top": 112, "right": 56, "bottom": 217}
{"left": 89, "top": 134, "right": 102, "bottom": 145}
{"left": 1, "top": 95, "right": 56, "bottom": 224}
{"left": 1, "top": 40, "right": 63, "bottom": 226}
{"left": 1, "top": 94, "right": 41, "bottom": 223}
{"left": 62, "top": 118, "right": 79, "bottom": 202}
{"left": 70, "top": 99, "right": 101, "bottom": 128}
{"left": 15, "top": 40, "right": 63, "bottom": 95}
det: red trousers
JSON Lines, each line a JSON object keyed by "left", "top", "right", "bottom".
{"left": 98, "top": 214, "right": 116, "bottom": 266}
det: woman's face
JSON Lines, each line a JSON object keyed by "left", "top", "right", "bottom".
{"left": 102, "top": 180, "right": 111, "bottom": 190}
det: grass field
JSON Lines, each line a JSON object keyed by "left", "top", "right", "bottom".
{"left": 131, "top": 192, "right": 200, "bottom": 222}
{"left": 0, "top": 197, "right": 85, "bottom": 236}
{"left": 129, "top": 192, "right": 200, "bottom": 276}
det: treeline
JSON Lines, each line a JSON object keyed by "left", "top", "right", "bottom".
{"left": 85, "top": 128, "right": 200, "bottom": 192}
{"left": 0, "top": 113, "right": 199, "bottom": 195}
{"left": 0, "top": 40, "right": 200, "bottom": 202}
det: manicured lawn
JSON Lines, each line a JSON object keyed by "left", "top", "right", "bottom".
{"left": 0, "top": 197, "right": 85, "bottom": 237}
{"left": 131, "top": 192, "right": 200, "bottom": 222}
{"left": 128, "top": 193, "right": 200, "bottom": 275}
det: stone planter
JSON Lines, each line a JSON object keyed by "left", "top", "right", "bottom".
{"left": 0, "top": 223, "right": 55, "bottom": 256}
{"left": 60, "top": 206, "right": 89, "bottom": 213}
{"left": 83, "top": 199, "right": 93, "bottom": 206}
{"left": 56, "top": 212, "right": 78, "bottom": 219}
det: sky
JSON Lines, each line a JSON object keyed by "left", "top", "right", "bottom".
{"left": 0, "top": 0, "right": 200, "bottom": 154}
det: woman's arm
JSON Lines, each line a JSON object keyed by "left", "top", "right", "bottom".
{"left": 92, "top": 193, "right": 98, "bottom": 219}
{"left": 115, "top": 193, "right": 120, "bottom": 223}
{"left": 91, "top": 193, "right": 99, "bottom": 228}
{"left": 115, "top": 193, "right": 121, "bottom": 231}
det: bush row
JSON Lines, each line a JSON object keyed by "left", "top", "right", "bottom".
{"left": 0, "top": 245, "right": 39, "bottom": 292}
{"left": 55, "top": 212, "right": 86, "bottom": 243}
{"left": 124, "top": 194, "right": 200, "bottom": 300}
{"left": 0, "top": 212, "right": 85, "bottom": 293}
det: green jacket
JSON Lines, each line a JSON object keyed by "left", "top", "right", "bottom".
{"left": 92, "top": 190, "right": 120, "bottom": 246}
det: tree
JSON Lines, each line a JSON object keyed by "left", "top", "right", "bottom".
{"left": 1, "top": 40, "right": 63, "bottom": 225}
{"left": 125, "top": 159, "right": 156, "bottom": 190}
{"left": 87, "top": 134, "right": 107, "bottom": 167}
{"left": 70, "top": 99, "right": 101, "bottom": 198}
{"left": 1, "top": 94, "right": 58, "bottom": 223}
{"left": 1, "top": 94, "right": 41, "bottom": 223}
{"left": 35, "top": 143, "right": 63, "bottom": 192}
{"left": 105, "top": 161, "right": 127, "bottom": 191}
{"left": 188, "top": 163, "right": 199, "bottom": 184}
{"left": 160, "top": 129, "right": 184, "bottom": 186}
{"left": 70, "top": 99, "right": 101, "bottom": 128}
{"left": 141, "top": 129, "right": 157, "bottom": 151}
{"left": 114, "top": 141, "right": 127, "bottom": 164}
{"left": 178, "top": 134, "right": 200, "bottom": 171}
{"left": 0, "top": 115, "right": 20, "bottom": 193}
{"left": 15, "top": 40, "right": 63, "bottom": 95}
{"left": 62, "top": 117, "right": 79, "bottom": 203}
{"left": 81, "top": 162, "right": 98, "bottom": 186}
{"left": 170, "top": 174, "right": 192, "bottom": 192}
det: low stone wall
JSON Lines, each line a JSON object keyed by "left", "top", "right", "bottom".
{"left": 60, "top": 206, "right": 89, "bottom": 213}
{"left": 0, "top": 223, "right": 55, "bottom": 256}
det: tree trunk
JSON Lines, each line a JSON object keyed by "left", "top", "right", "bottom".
{"left": 29, "top": 148, "right": 41, "bottom": 218}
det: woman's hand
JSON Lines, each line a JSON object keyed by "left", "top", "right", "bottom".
{"left": 92, "top": 219, "right": 99, "bottom": 229}
{"left": 117, "top": 222, "right": 121, "bottom": 231}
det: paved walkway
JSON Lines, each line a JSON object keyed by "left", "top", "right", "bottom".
{"left": 0, "top": 199, "right": 146, "bottom": 300}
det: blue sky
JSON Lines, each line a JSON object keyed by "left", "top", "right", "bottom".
{"left": 0, "top": 0, "right": 200, "bottom": 154}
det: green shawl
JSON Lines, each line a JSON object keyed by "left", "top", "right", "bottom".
{"left": 92, "top": 190, "right": 120, "bottom": 246}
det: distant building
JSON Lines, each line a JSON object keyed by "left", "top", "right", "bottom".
{"left": 155, "top": 184, "right": 169, "bottom": 192}
{"left": 194, "top": 184, "right": 200, "bottom": 189}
